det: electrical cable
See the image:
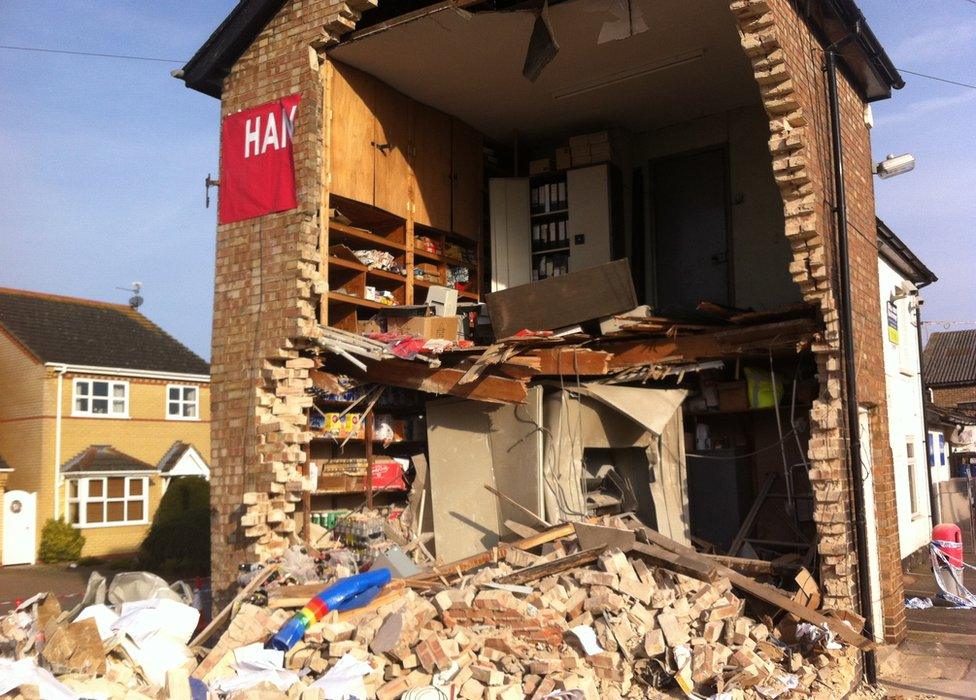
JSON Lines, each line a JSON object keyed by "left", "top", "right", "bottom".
{"left": 896, "top": 68, "right": 976, "bottom": 91}
{"left": 0, "top": 44, "right": 185, "bottom": 63}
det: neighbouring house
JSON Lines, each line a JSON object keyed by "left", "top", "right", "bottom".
{"left": 923, "top": 329, "right": 976, "bottom": 413}
{"left": 179, "top": 0, "right": 917, "bottom": 665}
{"left": 875, "top": 219, "right": 937, "bottom": 561}
{"left": 0, "top": 288, "right": 211, "bottom": 564}
{"left": 924, "top": 402, "right": 976, "bottom": 528}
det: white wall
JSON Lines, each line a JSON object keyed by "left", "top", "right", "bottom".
{"left": 633, "top": 105, "right": 800, "bottom": 309}
{"left": 878, "top": 257, "right": 931, "bottom": 559}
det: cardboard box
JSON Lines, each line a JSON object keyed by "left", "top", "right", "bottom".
{"left": 392, "top": 315, "right": 461, "bottom": 340}
{"left": 555, "top": 147, "right": 572, "bottom": 170}
{"left": 717, "top": 381, "right": 749, "bottom": 413}
{"left": 529, "top": 158, "right": 552, "bottom": 175}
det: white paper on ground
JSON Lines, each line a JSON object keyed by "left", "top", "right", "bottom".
{"left": 310, "top": 652, "right": 374, "bottom": 698}
{"left": 120, "top": 634, "right": 195, "bottom": 688}
{"left": 0, "top": 657, "right": 78, "bottom": 700}
{"left": 113, "top": 598, "right": 199, "bottom": 644}
{"left": 209, "top": 642, "right": 302, "bottom": 694}
{"left": 568, "top": 625, "right": 604, "bottom": 656}
{"left": 74, "top": 604, "right": 121, "bottom": 641}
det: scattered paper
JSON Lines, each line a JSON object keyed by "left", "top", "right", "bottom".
{"left": 120, "top": 634, "right": 195, "bottom": 688}
{"left": 568, "top": 625, "right": 605, "bottom": 656}
{"left": 0, "top": 657, "right": 77, "bottom": 700}
{"left": 113, "top": 598, "right": 199, "bottom": 644}
{"left": 905, "top": 596, "right": 933, "bottom": 609}
{"left": 310, "top": 652, "right": 374, "bottom": 698}
{"left": 596, "top": 0, "right": 648, "bottom": 44}
{"left": 210, "top": 643, "right": 301, "bottom": 694}
{"left": 74, "top": 604, "right": 121, "bottom": 641}
{"left": 757, "top": 672, "right": 799, "bottom": 698}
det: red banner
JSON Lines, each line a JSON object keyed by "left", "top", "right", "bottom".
{"left": 218, "top": 93, "right": 302, "bottom": 224}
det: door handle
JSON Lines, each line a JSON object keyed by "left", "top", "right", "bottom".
{"left": 371, "top": 141, "right": 392, "bottom": 154}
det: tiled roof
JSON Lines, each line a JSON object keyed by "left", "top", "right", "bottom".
{"left": 61, "top": 445, "right": 157, "bottom": 474}
{"left": 157, "top": 441, "right": 191, "bottom": 473}
{"left": 923, "top": 330, "right": 976, "bottom": 387}
{"left": 0, "top": 288, "right": 209, "bottom": 375}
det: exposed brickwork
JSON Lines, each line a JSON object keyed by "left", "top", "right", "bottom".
{"left": 206, "top": 0, "right": 907, "bottom": 650}
{"left": 930, "top": 384, "right": 976, "bottom": 408}
{"left": 729, "top": 0, "right": 905, "bottom": 643}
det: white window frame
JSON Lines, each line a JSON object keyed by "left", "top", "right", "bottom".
{"left": 72, "top": 379, "right": 129, "bottom": 418}
{"left": 165, "top": 384, "right": 201, "bottom": 421}
{"left": 66, "top": 476, "right": 149, "bottom": 528}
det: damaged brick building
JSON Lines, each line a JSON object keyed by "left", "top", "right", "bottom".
{"left": 178, "top": 0, "right": 910, "bottom": 666}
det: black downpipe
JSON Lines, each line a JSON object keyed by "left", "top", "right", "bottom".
{"left": 914, "top": 283, "right": 940, "bottom": 524}
{"left": 825, "top": 39, "right": 879, "bottom": 683}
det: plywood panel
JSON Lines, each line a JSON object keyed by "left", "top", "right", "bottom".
{"left": 330, "top": 61, "right": 376, "bottom": 205}
{"left": 426, "top": 399, "right": 498, "bottom": 561}
{"left": 451, "top": 119, "right": 483, "bottom": 241}
{"left": 373, "top": 80, "right": 413, "bottom": 219}
{"left": 412, "top": 102, "right": 452, "bottom": 231}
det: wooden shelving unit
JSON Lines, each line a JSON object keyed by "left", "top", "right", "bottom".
{"left": 325, "top": 194, "right": 481, "bottom": 331}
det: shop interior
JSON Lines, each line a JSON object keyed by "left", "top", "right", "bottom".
{"left": 308, "top": 0, "right": 821, "bottom": 566}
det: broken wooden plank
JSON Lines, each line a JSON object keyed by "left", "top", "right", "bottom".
{"left": 412, "top": 520, "right": 590, "bottom": 582}
{"left": 728, "top": 472, "right": 777, "bottom": 556}
{"left": 527, "top": 347, "right": 612, "bottom": 375}
{"left": 631, "top": 542, "right": 721, "bottom": 583}
{"left": 703, "top": 554, "right": 801, "bottom": 577}
{"left": 496, "top": 546, "right": 606, "bottom": 585}
{"left": 458, "top": 343, "right": 506, "bottom": 385}
{"left": 344, "top": 360, "right": 528, "bottom": 404}
{"left": 484, "top": 483, "right": 552, "bottom": 528}
{"left": 190, "top": 564, "right": 279, "bottom": 649}
{"left": 630, "top": 524, "right": 876, "bottom": 650}
{"left": 573, "top": 521, "right": 637, "bottom": 552}
{"left": 485, "top": 260, "right": 637, "bottom": 339}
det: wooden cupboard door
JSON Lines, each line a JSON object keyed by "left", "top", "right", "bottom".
{"left": 411, "top": 103, "right": 453, "bottom": 231}
{"left": 451, "top": 119, "right": 484, "bottom": 241}
{"left": 372, "top": 81, "right": 413, "bottom": 220}
{"left": 329, "top": 61, "right": 376, "bottom": 205}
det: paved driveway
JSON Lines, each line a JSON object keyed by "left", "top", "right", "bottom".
{"left": 0, "top": 563, "right": 109, "bottom": 613}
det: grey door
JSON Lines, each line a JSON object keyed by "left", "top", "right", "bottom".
{"left": 651, "top": 148, "right": 730, "bottom": 311}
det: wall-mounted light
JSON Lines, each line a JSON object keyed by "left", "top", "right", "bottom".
{"left": 874, "top": 153, "right": 916, "bottom": 179}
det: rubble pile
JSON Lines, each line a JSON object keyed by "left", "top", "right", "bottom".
{"left": 0, "top": 516, "right": 866, "bottom": 699}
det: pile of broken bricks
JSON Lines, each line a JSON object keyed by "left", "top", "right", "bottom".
{"left": 0, "top": 515, "right": 870, "bottom": 699}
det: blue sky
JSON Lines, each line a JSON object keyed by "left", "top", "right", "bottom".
{"left": 1, "top": 1, "right": 973, "bottom": 359}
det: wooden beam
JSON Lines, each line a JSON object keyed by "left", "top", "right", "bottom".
{"left": 704, "top": 554, "right": 801, "bottom": 577}
{"left": 728, "top": 472, "right": 777, "bottom": 556}
{"left": 632, "top": 524, "right": 875, "bottom": 650}
{"left": 527, "top": 348, "right": 612, "bottom": 375}
{"left": 411, "top": 520, "right": 587, "bottom": 582}
{"left": 630, "top": 542, "right": 720, "bottom": 582}
{"left": 190, "top": 565, "right": 279, "bottom": 649}
{"left": 346, "top": 360, "right": 528, "bottom": 404}
{"left": 484, "top": 483, "right": 551, "bottom": 528}
{"left": 496, "top": 547, "right": 606, "bottom": 585}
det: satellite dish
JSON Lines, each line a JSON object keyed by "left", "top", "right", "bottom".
{"left": 117, "top": 282, "right": 144, "bottom": 309}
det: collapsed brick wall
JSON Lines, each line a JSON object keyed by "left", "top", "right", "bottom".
{"left": 930, "top": 384, "right": 976, "bottom": 409}
{"left": 729, "top": 0, "right": 905, "bottom": 642}
{"left": 210, "top": 0, "right": 370, "bottom": 604}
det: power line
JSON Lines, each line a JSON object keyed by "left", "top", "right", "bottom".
{"left": 0, "top": 44, "right": 184, "bottom": 64}
{"left": 899, "top": 68, "right": 976, "bottom": 91}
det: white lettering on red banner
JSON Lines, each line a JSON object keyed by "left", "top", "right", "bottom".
{"left": 218, "top": 93, "right": 302, "bottom": 224}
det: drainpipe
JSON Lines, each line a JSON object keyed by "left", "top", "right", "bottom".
{"left": 825, "top": 35, "right": 879, "bottom": 683}
{"left": 913, "top": 284, "right": 939, "bottom": 524}
{"left": 53, "top": 365, "right": 67, "bottom": 520}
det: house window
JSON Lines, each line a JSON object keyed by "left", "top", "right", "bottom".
{"left": 906, "top": 440, "right": 919, "bottom": 515}
{"left": 67, "top": 476, "right": 148, "bottom": 527}
{"left": 166, "top": 385, "right": 199, "bottom": 420}
{"left": 73, "top": 379, "right": 128, "bottom": 417}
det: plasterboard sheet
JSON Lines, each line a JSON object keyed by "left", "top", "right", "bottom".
{"left": 426, "top": 398, "right": 498, "bottom": 561}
